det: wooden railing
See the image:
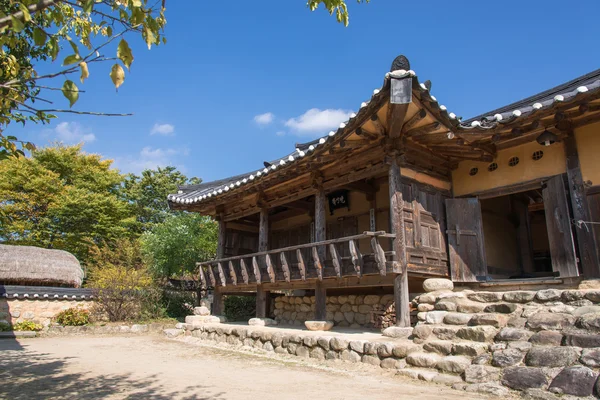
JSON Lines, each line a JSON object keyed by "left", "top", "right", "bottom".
{"left": 197, "top": 231, "right": 396, "bottom": 288}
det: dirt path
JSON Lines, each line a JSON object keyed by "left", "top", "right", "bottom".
{"left": 0, "top": 335, "right": 492, "bottom": 400}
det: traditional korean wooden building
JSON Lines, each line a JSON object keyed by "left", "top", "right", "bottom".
{"left": 168, "top": 55, "right": 600, "bottom": 328}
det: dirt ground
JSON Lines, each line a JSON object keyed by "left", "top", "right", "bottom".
{"left": 0, "top": 335, "right": 493, "bottom": 400}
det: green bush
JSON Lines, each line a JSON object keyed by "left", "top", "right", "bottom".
{"left": 55, "top": 307, "right": 90, "bottom": 326}
{"left": 0, "top": 321, "right": 11, "bottom": 332}
{"left": 162, "top": 290, "right": 195, "bottom": 319}
{"left": 224, "top": 296, "right": 256, "bottom": 321}
{"left": 13, "top": 321, "right": 43, "bottom": 331}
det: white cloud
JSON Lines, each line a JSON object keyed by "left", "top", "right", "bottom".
{"left": 275, "top": 131, "right": 286, "bottom": 137}
{"left": 150, "top": 123, "right": 175, "bottom": 136}
{"left": 113, "top": 146, "right": 188, "bottom": 174}
{"left": 285, "top": 108, "right": 353, "bottom": 136}
{"left": 50, "top": 122, "right": 96, "bottom": 143}
{"left": 253, "top": 112, "right": 275, "bottom": 125}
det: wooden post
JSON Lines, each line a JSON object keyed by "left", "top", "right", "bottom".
{"left": 314, "top": 188, "right": 327, "bottom": 321}
{"left": 564, "top": 134, "right": 600, "bottom": 277}
{"left": 389, "top": 156, "right": 410, "bottom": 327}
{"left": 212, "top": 288, "right": 224, "bottom": 316}
{"left": 513, "top": 197, "right": 535, "bottom": 275}
{"left": 217, "top": 220, "right": 226, "bottom": 259}
{"left": 211, "top": 219, "right": 227, "bottom": 315}
{"left": 256, "top": 207, "right": 270, "bottom": 318}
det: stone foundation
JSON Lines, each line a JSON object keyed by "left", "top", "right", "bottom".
{"left": 273, "top": 294, "right": 416, "bottom": 328}
{"left": 0, "top": 298, "right": 93, "bottom": 328}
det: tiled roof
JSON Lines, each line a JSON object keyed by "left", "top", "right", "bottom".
{"left": 169, "top": 62, "right": 600, "bottom": 207}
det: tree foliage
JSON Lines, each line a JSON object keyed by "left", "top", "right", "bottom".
{"left": 123, "top": 166, "right": 201, "bottom": 231}
{"left": 140, "top": 212, "right": 217, "bottom": 280}
{"left": 0, "top": 0, "right": 167, "bottom": 158}
{"left": 307, "top": 0, "right": 369, "bottom": 26}
{"left": 0, "top": 144, "right": 132, "bottom": 264}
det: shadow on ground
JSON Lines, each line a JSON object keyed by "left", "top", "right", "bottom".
{"left": 0, "top": 340, "right": 224, "bottom": 400}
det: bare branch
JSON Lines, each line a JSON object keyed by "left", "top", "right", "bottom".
{"left": 0, "top": 0, "right": 62, "bottom": 30}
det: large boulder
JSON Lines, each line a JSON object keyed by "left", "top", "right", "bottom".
{"left": 422, "top": 278, "right": 453, "bottom": 293}
{"left": 526, "top": 312, "right": 575, "bottom": 331}
{"left": 304, "top": 321, "right": 333, "bottom": 331}
{"left": 525, "top": 347, "right": 580, "bottom": 367}
{"left": 248, "top": 318, "right": 278, "bottom": 326}
{"left": 193, "top": 306, "right": 210, "bottom": 316}
{"left": 548, "top": 366, "right": 598, "bottom": 397}
{"left": 501, "top": 367, "right": 548, "bottom": 391}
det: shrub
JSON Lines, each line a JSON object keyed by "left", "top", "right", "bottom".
{"left": 0, "top": 321, "right": 11, "bottom": 332}
{"left": 224, "top": 296, "right": 256, "bottom": 321}
{"left": 162, "top": 290, "right": 195, "bottom": 319}
{"left": 55, "top": 307, "right": 90, "bottom": 326}
{"left": 13, "top": 321, "right": 43, "bottom": 331}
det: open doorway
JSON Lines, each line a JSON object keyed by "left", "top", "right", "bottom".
{"left": 480, "top": 189, "right": 553, "bottom": 279}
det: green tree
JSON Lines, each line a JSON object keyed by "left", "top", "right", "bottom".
{"left": 140, "top": 212, "right": 217, "bottom": 280}
{"left": 123, "top": 166, "right": 201, "bottom": 231}
{"left": 0, "top": 143, "right": 133, "bottom": 264}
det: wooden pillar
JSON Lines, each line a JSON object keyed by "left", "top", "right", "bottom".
{"left": 212, "top": 288, "right": 224, "bottom": 316}
{"left": 314, "top": 188, "right": 327, "bottom": 321}
{"left": 211, "top": 220, "right": 227, "bottom": 315}
{"left": 256, "top": 207, "right": 270, "bottom": 318}
{"left": 564, "top": 134, "right": 600, "bottom": 277}
{"left": 389, "top": 156, "right": 410, "bottom": 327}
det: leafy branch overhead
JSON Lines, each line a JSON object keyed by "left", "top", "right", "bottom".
{"left": 0, "top": 0, "right": 167, "bottom": 158}
{"left": 307, "top": 0, "right": 369, "bottom": 26}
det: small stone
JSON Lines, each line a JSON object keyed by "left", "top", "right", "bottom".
{"left": 468, "top": 292, "right": 503, "bottom": 303}
{"left": 490, "top": 343, "right": 507, "bottom": 351}
{"left": 443, "top": 312, "right": 472, "bottom": 325}
{"left": 360, "top": 354, "right": 380, "bottom": 366}
{"left": 412, "top": 325, "right": 432, "bottom": 340}
{"left": 508, "top": 341, "right": 532, "bottom": 352}
{"left": 417, "top": 370, "right": 439, "bottom": 381}
{"left": 391, "top": 343, "right": 420, "bottom": 358}
{"left": 380, "top": 358, "right": 398, "bottom": 369}
{"left": 263, "top": 342, "right": 274, "bottom": 352}
{"left": 456, "top": 300, "right": 486, "bottom": 314}
{"left": 469, "top": 313, "right": 508, "bottom": 328}
{"left": 529, "top": 331, "right": 563, "bottom": 346}
{"left": 451, "top": 383, "right": 468, "bottom": 391}
{"left": 418, "top": 293, "right": 436, "bottom": 304}
{"left": 504, "top": 291, "right": 536, "bottom": 303}
{"left": 464, "top": 365, "right": 500, "bottom": 383}
{"left": 456, "top": 326, "right": 498, "bottom": 342}
{"left": 194, "top": 306, "right": 210, "bottom": 316}
{"left": 423, "top": 278, "right": 453, "bottom": 292}
{"left": 562, "top": 333, "right": 600, "bottom": 348}
{"left": 302, "top": 336, "right": 317, "bottom": 347}
{"left": 274, "top": 346, "right": 288, "bottom": 355}
{"left": 131, "top": 324, "right": 148, "bottom": 333}
{"left": 417, "top": 312, "right": 427, "bottom": 321}
{"left": 547, "top": 304, "right": 575, "bottom": 313}
{"left": 584, "top": 290, "right": 600, "bottom": 302}
{"left": 329, "top": 337, "right": 349, "bottom": 351}
{"left": 526, "top": 312, "right": 575, "bottom": 331}
{"left": 432, "top": 327, "right": 459, "bottom": 341}
{"left": 484, "top": 303, "right": 518, "bottom": 314}
{"left": 435, "top": 355, "right": 471, "bottom": 374}
{"left": 507, "top": 316, "right": 527, "bottom": 328}
{"left": 396, "top": 368, "right": 420, "bottom": 380}
{"left": 406, "top": 352, "right": 442, "bottom": 368}
{"left": 377, "top": 343, "right": 394, "bottom": 358}
{"left": 561, "top": 290, "right": 585, "bottom": 302}
{"left": 573, "top": 305, "right": 600, "bottom": 317}
{"left": 548, "top": 366, "right": 597, "bottom": 397}
{"left": 576, "top": 312, "right": 600, "bottom": 331}
{"left": 579, "top": 280, "right": 600, "bottom": 290}
{"left": 304, "top": 321, "right": 334, "bottom": 331}
{"left": 315, "top": 336, "right": 330, "bottom": 350}
{"left": 521, "top": 305, "right": 544, "bottom": 318}
{"left": 580, "top": 348, "right": 600, "bottom": 367}
{"left": 417, "top": 303, "right": 434, "bottom": 312}
{"left": 472, "top": 354, "right": 490, "bottom": 365}
{"left": 363, "top": 295, "right": 380, "bottom": 305}
{"left": 423, "top": 341, "right": 453, "bottom": 355}
{"left": 496, "top": 327, "right": 533, "bottom": 342}
{"left": 163, "top": 329, "right": 183, "bottom": 338}
{"left": 309, "top": 347, "right": 325, "bottom": 359}
{"left": 435, "top": 301, "right": 457, "bottom": 311}
{"left": 501, "top": 366, "right": 548, "bottom": 391}
{"left": 296, "top": 346, "right": 310, "bottom": 358}
{"left": 325, "top": 351, "right": 338, "bottom": 360}
{"left": 337, "top": 295, "right": 348, "bottom": 305}
{"left": 535, "top": 289, "right": 562, "bottom": 302}
{"left": 340, "top": 349, "right": 361, "bottom": 362}
{"left": 567, "top": 298, "right": 593, "bottom": 307}
{"left": 464, "top": 382, "right": 508, "bottom": 396}
{"left": 431, "top": 374, "right": 463, "bottom": 385}
{"left": 453, "top": 342, "right": 488, "bottom": 357}
{"left": 425, "top": 311, "right": 448, "bottom": 324}
{"left": 522, "top": 389, "right": 559, "bottom": 400}
{"left": 382, "top": 326, "right": 412, "bottom": 339}
{"left": 525, "top": 347, "right": 580, "bottom": 367}
{"left": 248, "top": 318, "right": 278, "bottom": 326}
{"left": 364, "top": 342, "right": 378, "bottom": 355}
{"left": 349, "top": 340, "right": 366, "bottom": 353}
{"left": 492, "top": 348, "right": 524, "bottom": 367}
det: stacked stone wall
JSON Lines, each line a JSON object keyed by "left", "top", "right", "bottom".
{"left": 273, "top": 294, "right": 416, "bottom": 328}
{"left": 0, "top": 298, "right": 93, "bottom": 328}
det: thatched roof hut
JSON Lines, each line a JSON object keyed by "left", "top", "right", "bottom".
{"left": 0, "top": 244, "right": 84, "bottom": 288}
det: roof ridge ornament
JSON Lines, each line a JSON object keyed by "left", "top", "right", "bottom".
{"left": 390, "top": 55, "right": 410, "bottom": 72}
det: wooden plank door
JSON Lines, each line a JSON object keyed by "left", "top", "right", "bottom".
{"left": 445, "top": 198, "right": 487, "bottom": 282}
{"left": 543, "top": 175, "right": 578, "bottom": 277}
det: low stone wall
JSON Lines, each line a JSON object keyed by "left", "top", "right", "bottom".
{"left": 41, "top": 322, "right": 170, "bottom": 336}
{"left": 0, "top": 298, "right": 93, "bottom": 328}
{"left": 273, "top": 294, "right": 416, "bottom": 328}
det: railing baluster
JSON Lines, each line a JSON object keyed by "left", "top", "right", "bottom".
{"left": 280, "top": 252, "right": 291, "bottom": 283}
{"left": 296, "top": 249, "right": 306, "bottom": 281}
{"left": 208, "top": 264, "right": 216, "bottom": 287}
{"left": 240, "top": 258, "right": 249, "bottom": 284}
{"left": 349, "top": 239, "right": 363, "bottom": 278}
{"left": 217, "top": 262, "right": 227, "bottom": 286}
{"left": 371, "top": 237, "right": 387, "bottom": 276}
{"left": 329, "top": 243, "right": 342, "bottom": 278}
{"left": 252, "top": 256, "right": 261, "bottom": 284}
{"left": 265, "top": 254, "right": 276, "bottom": 283}
{"left": 311, "top": 246, "right": 323, "bottom": 281}
{"left": 229, "top": 260, "right": 238, "bottom": 286}
{"left": 199, "top": 265, "right": 207, "bottom": 288}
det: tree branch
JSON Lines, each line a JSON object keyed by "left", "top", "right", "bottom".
{"left": 0, "top": 0, "right": 62, "bottom": 30}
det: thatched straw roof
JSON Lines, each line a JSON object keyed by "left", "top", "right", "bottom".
{"left": 0, "top": 244, "right": 84, "bottom": 288}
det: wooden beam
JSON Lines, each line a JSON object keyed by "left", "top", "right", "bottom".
{"left": 256, "top": 207, "right": 270, "bottom": 318}
{"left": 355, "top": 126, "right": 379, "bottom": 140}
{"left": 217, "top": 220, "right": 226, "bottom": 259}
{"left": 370, "top": 113, "right": 386, "bottom": 135}
{"left": 564, "top": 134, "right": 600, "bottom": 277}
{"left": 388, "top": 103, "right": 410, "bottom": 139}
{"left": 404, "top": 122, "right": 441, "bottom": 138}
{"left": 314, "top": 187, "right": 327, "bottom": 326}
{"left": 343, "top": 180, "right": 377, "bottom": 194}
{"left": 402, "top": 108, "right": 427, "bottom": 132}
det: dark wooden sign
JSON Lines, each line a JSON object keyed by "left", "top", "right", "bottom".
{"left": 328, "top": 190, "right": 350, "bottom": 215}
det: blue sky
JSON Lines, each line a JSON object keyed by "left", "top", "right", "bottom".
{"left": 7, "top": 0, "right": 600, "bottom": 182}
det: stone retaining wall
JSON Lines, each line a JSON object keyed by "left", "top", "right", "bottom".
{"left": 0, "top": 298, "right": 93, "bottom": 328}
{"left": 273, "top": 294, "right": 416, "bottom": 328}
